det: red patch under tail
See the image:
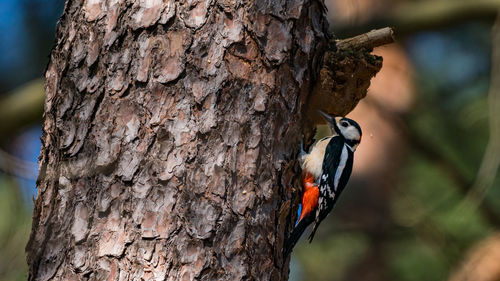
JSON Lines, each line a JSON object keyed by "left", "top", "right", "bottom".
{"left": 298, "top": 172, "right": 319, "bottom": 221}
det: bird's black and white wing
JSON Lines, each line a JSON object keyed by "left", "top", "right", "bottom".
{"left": 308, "top": 136, "right": 354, "bottom": 242}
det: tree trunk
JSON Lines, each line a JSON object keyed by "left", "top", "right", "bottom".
{"left": 26, "top": 0, "right": 331, "bottom": 280}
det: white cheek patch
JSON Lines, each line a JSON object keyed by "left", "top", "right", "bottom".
{"left": 340, "top": 127, "right": 360, "bottom": 141}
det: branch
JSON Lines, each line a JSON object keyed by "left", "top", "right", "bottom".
{"left": 0, "top": 148, "right": 38, "bottom": 180}
{"left": 336, "top": 27, "right": 395, "bottom": 50}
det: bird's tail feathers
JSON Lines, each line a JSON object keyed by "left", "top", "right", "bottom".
{"left": 308, "top": 223, "right": 319, "bottom": 243}
{"left": 284, "top": 215, "right": 314, "bottom": 256}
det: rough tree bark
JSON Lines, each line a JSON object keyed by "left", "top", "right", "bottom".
{"left": 26, "top": 0, "right": 386, "bottom": 280}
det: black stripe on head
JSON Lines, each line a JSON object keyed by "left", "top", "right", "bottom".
{"left": 332, "top": 120, "right": 342, "bottom": 136}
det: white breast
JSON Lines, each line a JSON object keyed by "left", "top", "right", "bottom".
{"left": 300, "top": 137, "right": 332, "bottom": 179}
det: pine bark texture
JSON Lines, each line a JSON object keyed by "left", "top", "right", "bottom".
{"left": 26, "top": 0, "right": 331, "bottom": 280}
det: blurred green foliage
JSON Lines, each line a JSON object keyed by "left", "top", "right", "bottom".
{"left": 0, "top": 176, "right": 31, "bottom": 281}
{"left": 296, "top": 233, "right": 369, "bottom": 281}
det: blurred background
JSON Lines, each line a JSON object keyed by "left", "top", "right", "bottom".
{"left": 0, "top": 1, "right": 499, "bottom": 281}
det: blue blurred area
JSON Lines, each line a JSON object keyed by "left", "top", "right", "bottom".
{"left": 406, "top": 23, "right": 490, "bottom": 90}
{"left": 11, "top": 126, "right": 42, "bottom": 205}
{"left": 0, "top": 0, "right": 29, "bottom": 86}
{"left": 0, "top": 0, "right": 62, "bottom": 205}
{"left": 0, "top": 0, "right": 63, "bottom": 92}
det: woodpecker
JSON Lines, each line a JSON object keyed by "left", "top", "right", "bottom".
{"left": 285, "top": 110, "right": 362, "bottom": 255}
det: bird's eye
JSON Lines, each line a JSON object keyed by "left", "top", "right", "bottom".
{"left": 341, "top": 121, "right": 349, "bottom": 127}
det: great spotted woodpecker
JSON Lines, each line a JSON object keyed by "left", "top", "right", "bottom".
{"left": 285, "top": 110, "right": 362, "bottom": 255}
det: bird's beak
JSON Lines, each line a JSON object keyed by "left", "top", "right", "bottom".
{"left": 318, "top": 110, "right": 342, "bottom": 135}
{"left": 317, "top": 110, "right": 335, "bottom": 124}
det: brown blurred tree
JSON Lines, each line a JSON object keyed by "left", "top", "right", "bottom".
{"left": 25, "top": 0, "right": 385, "bottom": 280}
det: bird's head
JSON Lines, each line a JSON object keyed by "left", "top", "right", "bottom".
{"left": 318, "top": 110, "right": 362, "bottom": 151}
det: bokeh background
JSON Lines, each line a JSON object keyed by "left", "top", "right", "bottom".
{"left": 0, "top": 1, "right": 499, "bottom": 281}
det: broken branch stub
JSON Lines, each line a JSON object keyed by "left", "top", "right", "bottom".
{"left": 336, "top": 27, "right": 395, "bottom": 50}
{"left": 308, "top": 27, "right": 395, "bottom": 124}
